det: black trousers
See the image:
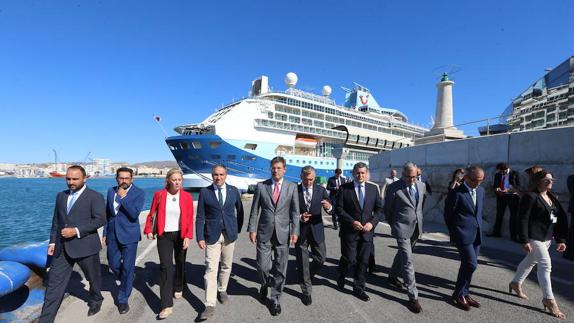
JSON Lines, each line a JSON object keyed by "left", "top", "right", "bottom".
{"left": 564, "top": 212, "right": 574, "bottom": 260}
{"left": 39, "top": 250, "right": 103, "bottom": 323}
{"left": 493, "top": 194, "right": 520, "bottom": 239}
{"left": 295, "top": 230, "right": 326, "bottom": 296}
{"left": 338, "top": 235, "right": 371, "bottom": 291}
{"left": 157, "top": 231, "right": 187, "bottom": 309}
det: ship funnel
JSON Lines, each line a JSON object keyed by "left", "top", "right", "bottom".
{"left": 251, "top": 75, "right": 269, "bottom": 96}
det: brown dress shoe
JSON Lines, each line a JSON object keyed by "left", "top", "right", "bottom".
{"left": 407, "top": 299, "right": 423, "bottom": 313}
{"left": 453, "top": 296, "right": 471, "bottom": 311}
{"left": 465, "top": 295, "right": 480, "bottom": 308}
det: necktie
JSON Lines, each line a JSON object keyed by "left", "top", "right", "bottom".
{"left": 217, "top": 187, "right": 224, "bottom": 207}
{"left": 336, "top": 177, "right": 340, "bottom": 189}
{"left": 273, "top": 182, "right": 281, "bottom": 205}
{"left": 305, "top": 187, "right": 312, "bottom": 210}
{"left": 67, "top": 192, "right": 77, "bottom": 214}
{"left": 470, "top": 189, "right": 476, "bottom": 206}
{"left": 410, "top": 185, "right": 419, "bottom": 205}
{"left": 358, "top": 184, "right": 364, "bottom": 208}
{"left": 498, "top": 174, "right": 506, "bottom": 196}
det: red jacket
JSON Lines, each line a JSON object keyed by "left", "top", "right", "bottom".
{"left": 144, "top": 189, "right": 194, "bottom": 239}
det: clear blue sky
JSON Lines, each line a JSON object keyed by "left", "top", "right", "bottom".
{"left": 1, "top": 0, "right": 572, "bottom": 163}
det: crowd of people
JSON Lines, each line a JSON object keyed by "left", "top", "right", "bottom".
{"left": 37, "top": 159, "right": 572, "bottom": 322}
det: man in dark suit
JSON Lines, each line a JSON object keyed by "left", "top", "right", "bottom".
{"left": 196, "top": 164, "right": 244, "bottom": 320}
{"left": 327, "top": 168, "right": 347, "bottom": 230}
{"left": 444, "top": 165, "right": 485, "bottom": 311}
{"left": 385, "top": 162, "right": 426, "bottom": 313}
{"left": 489, "top": 162, "right": 520, "bottom": 240}
{"left": 39, "top": 165, "right": 106, "bottom": 323}
{"left": 102, "top": 167, "right": 145, "bottom": 314}
{"left": 564, "top": 174, "right": 574, "bottom": 261}
{"left": 248, "top": 156, "right": 299, "bottom": 316}
{"left": 296, "top": 166, "right": 332, "bottom": 306}
{"left": 336, "top": 162, "right": 383, "bottom": 302}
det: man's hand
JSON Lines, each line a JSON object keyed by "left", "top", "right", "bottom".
{"left": 362, "top": 222, "right": 373, "bottom": 232}
{"left": 47, "top": 244, "right": 55, "bottom": 256}
{"left": 249, "top": 232, "right": 257, "bottom": 244}
{"left": 183, "top": 238, "right": 190, "bottom": 250}
{"left": 557, "top": 243, "right": 567, "bottom": 252}
{"left": 117, "top": 187, "right": 127, "bottom": 198}
{"left": 321, "top": 199, "right": 332, "bottom": 210}
{"left": 302, "top": 212, "right": 311, "bottom": 223}
{"left": 146, "top": 233, "right": 155, "bottom": 240}
{"left": 61, "top": 228, "right": 77, "bottom": 239}
{"left": 290, "top": 234, "right": 298, "bottom": 246}
{"left": 101, "top": 237, "right": 107, "bottom": 247}
{"left": 198, "top": 240, "right": 207, "bottom": 249}
{"left": 352, "top": 221, "right": 364, "bottom": 231}
{"left": 522, "top": 243, "right": 533, "bottom": 253}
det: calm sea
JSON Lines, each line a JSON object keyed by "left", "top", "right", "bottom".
{"left": 0, "top": 177, "right": 197, "bottom": 249}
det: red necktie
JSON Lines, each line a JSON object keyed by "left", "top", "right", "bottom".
{"left": 273, "top": 182, "right": 281, "bottom": 205}
{"left": 498, "top": 174, "right": 506, "bottom": 196}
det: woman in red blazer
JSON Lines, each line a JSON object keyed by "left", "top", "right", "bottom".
{"left": 144, "top": 168, "right": 194, "bottom": 319}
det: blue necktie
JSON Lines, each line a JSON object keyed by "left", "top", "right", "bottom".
{"left": 358, "top": 185, "right": 365, "bottom": 208}
{"left": 67, "top": 192, "right": 77, "bottom": 214}
{"left": 410, "top": 185, "right": 419, "bottom": 205}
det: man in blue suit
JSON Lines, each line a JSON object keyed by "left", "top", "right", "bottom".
{"left": 296, "top": 166, "right": 332, "bottom": 306}
{"left": 564, "top": 174, "right": 574, "bottom": 261}
{"left": 196, "top": 164, "right": 244, "bottom": 321}
{"left": 103, "top": 167, "right": 145, "bottom": 314}
{"left": 444, "top": 165, "right": 485, "bottom": 311}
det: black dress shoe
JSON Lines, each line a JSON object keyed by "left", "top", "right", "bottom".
{"left": 407, "top": 299, "right": 422, "bottom": 313}
{"left": 87, "top": 303, "right": 102, "bottom": 316}
{"left": 465, "top": 295, "right": 480, "bottom": 308}
{"left": 337, "top": 276, "right": 345, "bottom": 290}
{"left": 302, "top": 294, "right": 312, "bottom": 306}
{"left": 353, "top": 290, "right": 370, "bottom": 302}
{"left": 271, "top": 303, "right": 281, "bottom": 316}
{"left": 259, "top": 285, "right": 268, "bottom": 301}
{"left": 388, "top": 276, "right": 404, "bottom": 289}
{"left": 118, "top": 303, "right": 130, "bottom": 314}
{"left": 453, "top": 296, "right": 471, "bottom": 311}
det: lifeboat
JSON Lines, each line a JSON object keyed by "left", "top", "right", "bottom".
{"left": 294, "top": 137, "right": 318, "bottom": 148}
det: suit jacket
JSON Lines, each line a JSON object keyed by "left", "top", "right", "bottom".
{"left": 336, "top": 181, "right": 383, "bottom": 242}
{"left": 104, "top": 185, "right": 145, "bottom": 245}
{"left": 144, "top": 189, "right": 194, "bottom": 239}
{"left": 327, "top": 175, "right": 347, "bottom": 198}
{"left": 247, "top": 179, "right": 300, "bottom": 244}
{"left": 196, "top": 184, "right": 244, "bottom": 244}
{"left": 49, "top": 187, "right": 106, "bottom": 259}
{"left": 443, "top": 183, "right": 485, "bottom": 245}
{"left": 493, "top": 170, "right": 520, "bottom": 191}
{"left": 567, "top": 174, "right": 574, "bottom": 214}
{"left": 297, "top": 183, "right": 330, "bottom": 244}
{"left": 385, "top": 179, "right": 426, "bottom": 240}
{"left": 517, "top": 191, "right": 568, "bottom": 244}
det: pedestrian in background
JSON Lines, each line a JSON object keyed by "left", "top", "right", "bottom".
{"left": 489, "top": 162, "right": 521, "bottom": 241}
{"left": 509, "top": 170, "right": 567, "bottom": 320}
{"left": 144, "top": 168, "right": 194, "bottom": 319}
{"left": 448, "top": 168, "right": 465, "bottom": 191}
{"left": 564, "top": 174, "right": 574, "bottom": 261}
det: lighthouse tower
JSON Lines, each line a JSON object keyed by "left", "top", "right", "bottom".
{"left": 416, "top": 73, "right": 465, "bottom": 145}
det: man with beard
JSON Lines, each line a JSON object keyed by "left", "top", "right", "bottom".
{"left": 102, "top": 167, "right": 145, "bottom": 314}
{"left": 39, "top": 165, "right": 106, "bottom": 323}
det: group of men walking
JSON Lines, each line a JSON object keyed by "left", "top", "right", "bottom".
{"left": 39, "top": 158, "right": 488, "bottom": 321}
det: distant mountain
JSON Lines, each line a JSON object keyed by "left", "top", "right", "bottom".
{"left": 131, "top": 160, "right": 178, "bottom": 168}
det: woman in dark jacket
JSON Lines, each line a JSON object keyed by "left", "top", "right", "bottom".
{"left": 508, "top": 171, "right": 568, "bottom": 320}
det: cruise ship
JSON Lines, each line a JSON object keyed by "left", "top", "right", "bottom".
{"left": 165, "top": 73, "right": 428, "bottom": 191}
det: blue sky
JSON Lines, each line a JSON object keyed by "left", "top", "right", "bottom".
{"left": 0, "top": 0, "right": 572, "bottom": 163}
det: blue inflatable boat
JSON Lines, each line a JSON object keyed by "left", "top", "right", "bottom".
{"left": 0, "top": 261, "right": 31, "bottom": 297}
{"left": 0, "top": 241, "right": 49, "bottom": 269}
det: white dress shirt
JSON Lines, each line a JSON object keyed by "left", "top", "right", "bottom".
{"left": 214, "top": 183, "right": 226, "bottom": 205}
{"left": 164, "top": 190, "right": 181, "bottom": 232}
{"left": 113, "top": 184, "right": 132, "bottom": 215}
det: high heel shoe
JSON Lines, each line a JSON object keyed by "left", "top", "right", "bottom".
{"left": 508, "top": 281, "right": 528, "bottom": 299}
{"left": 542, "top": 298, "right": 566, "bottom": 320}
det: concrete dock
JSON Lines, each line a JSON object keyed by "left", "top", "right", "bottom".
{"left": 52, "top": 199, "right": 574, "bottom": 323}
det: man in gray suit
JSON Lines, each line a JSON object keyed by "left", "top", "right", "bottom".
{"left": 248, "top": 156, "right": 300, "bottom": 316}
{"left": 385, "top": 162, "right": 426, "bottom": 314}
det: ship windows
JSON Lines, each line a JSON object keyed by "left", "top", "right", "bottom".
{"left": 227, "top": 155, "right": 236, "bottom": 160}
{"left": 192, "top": 141, "right": 203, "bottom": 149}
{"left": 211, "top": 154, "right": 221, "bottom": 160}
{"left": 168, "top": 144, "right": 177, "bottom": 151}
{"left": 181, "top": 142, "right": 189, "bottom": 150}
{"left": 188, "top": 155, "right": 199, "bottom": 160}
{"left": 242, "top": 155, "right": 256, "bottom": 161}
{"left": 244, "top": 143, "right": 257, "bottom": 150}
{"left": 209, "top": 142, "right": 221, "bottom": 149}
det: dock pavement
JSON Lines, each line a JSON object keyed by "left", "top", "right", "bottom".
{"left": 53, "top": 198, "right": 574, "bottom": 323}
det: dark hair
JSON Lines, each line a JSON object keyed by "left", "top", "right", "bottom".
{"left": 116, "top": 167, "right": 133, "bottom": 177}
{"left": 67, "top": 165, "right": 87, "bottom": 177}
{"left": 465, "top": 165, "right": 484, "bottom": 179}
{"left": 301, "top": 165, "right": 315, "bottom": 175}
{"left": 270, "top": 156, "right": 286, "bottom": 167}
{"left": 450, "top": 168, "right": 465, "bottom": 184}
{"left": 352, "top": 162, "right": 368, "bottom": 173}
{"left": 211, "top": 164, "right": 227, "bottom": 173}
{"left": 532, "top": 170, "right": 552, "bottom": 187}
{"left": 335, "top": 168, "right": 342, "bottom": 174}
{"left": 524, "top": 165, "right": 543, "bottom": 175}
{"left": 496, "top": 162, "right": 508, "bottom": 170}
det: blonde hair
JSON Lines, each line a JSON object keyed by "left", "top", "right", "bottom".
{"left": 165, "top": 168, "right": 183, "bottom": 189}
